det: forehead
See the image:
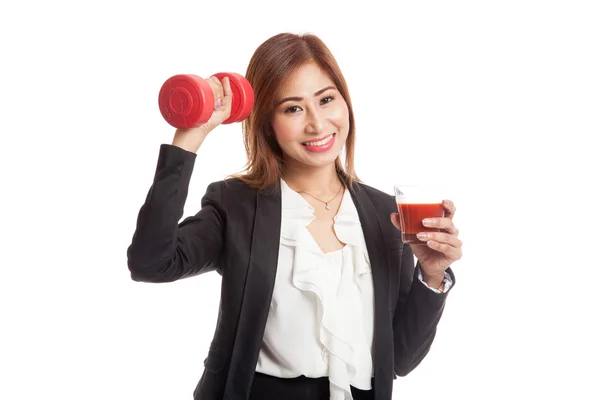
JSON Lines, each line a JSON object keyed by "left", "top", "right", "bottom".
{"left": 278, "top": 62, "right": 335, "bottom": 95}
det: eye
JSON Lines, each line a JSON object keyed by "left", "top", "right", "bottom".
{"left": 321, "top": 96, "right": 334, "bottom": 105}
{"left": 284, "top": 105, "right": 302, "bottom": 113}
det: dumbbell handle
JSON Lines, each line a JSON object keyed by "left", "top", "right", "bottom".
{"left": 158, "top": 73, "right": 254, "bottom": 129}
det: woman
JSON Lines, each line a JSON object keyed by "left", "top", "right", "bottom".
{"left": 127, "top": 32, "right": 462, "bottom": 400}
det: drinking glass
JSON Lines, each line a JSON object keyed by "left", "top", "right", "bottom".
{"left": 394, "top": 185, "right": 446, "bottom": 244}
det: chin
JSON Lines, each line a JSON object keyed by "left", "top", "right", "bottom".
{"left": 298, "top": 148, "right": 343, "bottom": 168}
{"left": 302, "top": 158, "right": 337, "bottom": 168}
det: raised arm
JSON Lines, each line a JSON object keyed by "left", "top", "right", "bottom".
{"left": 126, "top": 144, "right": 226, "bottom": 283}
{"left": 127, "top": 74, "right": 235, "bottom": 282}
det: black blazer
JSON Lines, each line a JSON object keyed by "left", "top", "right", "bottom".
{"left": 127, "top": 144, "right": 455, "bottom": 400}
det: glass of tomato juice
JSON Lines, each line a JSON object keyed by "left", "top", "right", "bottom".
{"left": 394, "top": 185, "right": 446, "bottom": 244}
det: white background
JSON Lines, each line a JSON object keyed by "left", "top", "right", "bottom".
{"left": 1, "top": 0, "right": 599, "bottom": 399}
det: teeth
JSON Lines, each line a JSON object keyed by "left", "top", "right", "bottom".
{"left": 303, "top": 134, "right": 334, "bottom": 147}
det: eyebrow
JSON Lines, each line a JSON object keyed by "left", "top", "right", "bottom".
{"left": 276, "top": 86, "right": 337, "bottom": 107}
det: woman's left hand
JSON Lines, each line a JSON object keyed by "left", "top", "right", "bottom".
{"left": 390, "top": 200, "right": 463, "bottom": 281}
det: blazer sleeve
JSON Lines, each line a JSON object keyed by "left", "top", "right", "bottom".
{"left": 392, "top": 242, "right": 455, "bottom": 376}
{"left": 126, "top": 144, "right": 225, "bottom": 283}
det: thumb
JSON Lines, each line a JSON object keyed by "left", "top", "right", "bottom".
{"left": 221, "top": 76, "right": 232, "bottom": 99}
{"left": 220, "top": 77, "right": 233, "bottom": 110}
{"left": 207, "top": 77, "right": 232, "bottom": 129}
{"left": 213, "top": 77, "right": 232, "bottom": 123}
{"left": 390, "top": 212, "right": 401, "bottom": 231}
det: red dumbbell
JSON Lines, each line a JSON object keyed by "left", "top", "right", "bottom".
{"left": 158, "top": 72, "right": 254, "bottom": 129}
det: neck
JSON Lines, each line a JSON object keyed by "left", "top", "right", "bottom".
{"left": 282, "top": 160, "right": 343, "bottom": 197}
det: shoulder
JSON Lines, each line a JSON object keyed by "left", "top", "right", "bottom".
{"left": 354, "top": 181, "right": 396, "bottom": 212}
{"left": 221, "top": 177, "right": 253, "bottom": 192}
{"left": 353, "top": 181, "right": 404, "bottom": 249}
{"left": 202, "top": 177, "right": 261, "bottom": 204}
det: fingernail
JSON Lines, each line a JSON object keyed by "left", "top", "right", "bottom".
{"left": 214, "top": 98, "right": 222, "bottom": 109}
{"left": 417, "top": 232, "right": 428, "bottom": 240}
{"left": 422, "top": 218, "right": 432, "bottom": 226}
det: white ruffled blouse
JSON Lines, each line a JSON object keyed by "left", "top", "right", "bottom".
{"left": 255, "top": 179, "right": 375, "bottom": 399}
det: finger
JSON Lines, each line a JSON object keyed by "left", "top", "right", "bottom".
{"left": 214, "top": 97, "right": 222, "bottom": 110}
{"left": 222, "top": 76, "right": 232, "bottom": 100}
{"left": 219, "top": 77, "right": 232, "bottom": 118}
{"left": 207, "top": 76, "right": 224, "bottom": 109}
{"left": 442, "top": 199, "right": 456, "bottom": 219}
{"left": 416, "top": 231, "right": 462, "bottom": 248}
{"left": 424, "top": 239, "right": 463, "bottom": 261}
{"left": 422, "top": 217, "right": 459, "bottom": 236}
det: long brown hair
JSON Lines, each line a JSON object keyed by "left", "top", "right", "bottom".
{"left": 227, "top": 32, "right": 361, "bottom": 192}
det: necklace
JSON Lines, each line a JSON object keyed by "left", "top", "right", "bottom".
{"left": 299, "top": 184, "right": 343, "bottom": 210}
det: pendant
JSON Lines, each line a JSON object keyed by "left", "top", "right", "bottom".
{"left": 325, "top": 203, "right": 331, "bottom": 210}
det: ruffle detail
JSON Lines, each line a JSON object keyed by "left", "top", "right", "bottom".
{"left": 280, "top": 179, "right": 373, "bottom": 399}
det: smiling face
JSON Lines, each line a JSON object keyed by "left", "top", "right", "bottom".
{"left": 271, "top": 62, "right": 350, "bottom": 171}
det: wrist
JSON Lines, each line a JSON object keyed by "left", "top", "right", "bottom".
{"left": 422, "top": 271, "right": 445, "bottom": 289}
{"left": 172, "top": 125, "right": 210, "bottom": 153}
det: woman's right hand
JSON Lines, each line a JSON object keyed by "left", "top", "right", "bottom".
{"left": 171, "top": 76, "right": 233, "bottom": 153}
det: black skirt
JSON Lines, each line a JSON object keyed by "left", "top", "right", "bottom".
{"left": 249, "top": 371, "right": 375, "bottom": 400}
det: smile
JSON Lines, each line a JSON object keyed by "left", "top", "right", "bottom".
{"left": 301, "top": 133, "right": 336, "bottom": 153}
{"left": 301, "top": 133, "right": 335, "bottom": 147}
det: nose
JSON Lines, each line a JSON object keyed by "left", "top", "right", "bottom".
{"left": 305, "top": 107, "right": 326, "bottom": 135}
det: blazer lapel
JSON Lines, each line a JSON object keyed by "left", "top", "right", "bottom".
{"left": 224, "top": 184, "right": 282, "bottom": 399}
{"left": 349, "top": 183, "right": 394, "bottom": 398}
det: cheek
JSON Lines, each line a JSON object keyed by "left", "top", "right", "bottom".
{"left": 272, "top": 117, "right": 303, "bottom": 142}
{"left": 329, "top": 103, "right": 350, "bottom": 131}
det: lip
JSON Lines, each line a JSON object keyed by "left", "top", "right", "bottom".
{"left": 301, "top": 133, "right": 336, "bottom": 153}
{"left": 302, "top": 133, "right": 333, "bottom": 144}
